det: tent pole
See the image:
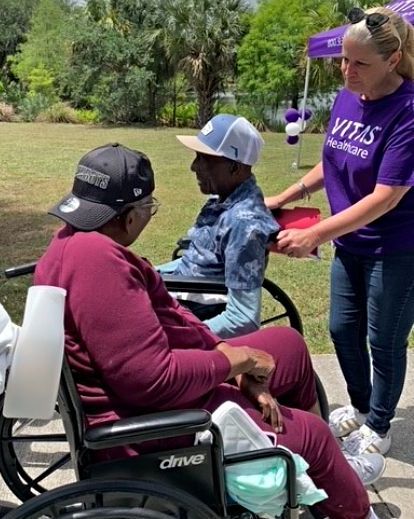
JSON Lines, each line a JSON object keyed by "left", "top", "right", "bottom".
{"left": 294, "top": 56, "right": 312, "bottom": 170}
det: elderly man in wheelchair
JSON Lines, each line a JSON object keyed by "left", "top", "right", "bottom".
{"left": 0, "top": 141, "right": 384, "bottom": 519}
{"left": 158, "top": 114, "right": 278, "bottom": 339}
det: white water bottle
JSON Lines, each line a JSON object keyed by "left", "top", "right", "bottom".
{"left": 3, "top": 285, "right": 66, "bottom": 419}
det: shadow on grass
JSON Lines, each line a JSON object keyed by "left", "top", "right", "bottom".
{"left": 0, "top": 198, "right": 56, "bottom": 322}
{"left": 296, "top": 163, "right": 317, "bottom": 170}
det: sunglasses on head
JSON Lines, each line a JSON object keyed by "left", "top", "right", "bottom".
{"left": 347, "top": 7, "right": 389, "bottom": 31}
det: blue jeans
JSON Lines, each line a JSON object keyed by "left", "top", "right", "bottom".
{"left": 329, "top": 248, "right": 414, "bottom": 435}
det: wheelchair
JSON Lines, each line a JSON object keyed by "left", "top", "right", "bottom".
{"left": 3, "top": 351, "right": 312, "bottom": 519}
{"left": 169, "top": 236, "right": 303, "bottom": 332}
{"left": 0, "top": 259, "right": 328, "bottom": 511}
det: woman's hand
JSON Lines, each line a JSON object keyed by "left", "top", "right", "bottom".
{"left": 264, "top": 195, "right": 282, "bottom": 210}
{"left": 275, "top": 228, "right": 319, "bottom": 258}
{"left": 239, "top": 374, "right": 283, "bottom": 433}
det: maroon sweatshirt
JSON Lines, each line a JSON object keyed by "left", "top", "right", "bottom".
{"left": 35, "top": 226, "right": 230, "bottom": 427}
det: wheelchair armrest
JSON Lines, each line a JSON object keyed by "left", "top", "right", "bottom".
{"left": 224, "top": 447, "right": 295, "bottom": 466}
{"left": 225, "top": 447, "right": 298, "bottom": 510}
{"left": 162, "top": 274, "right": 228, "bottom": 294}
{"left": 84, "top": 409, "right": 212, "bottom": 450}
{"left": 4, "top": 262, "right": 37, "bottom": 278}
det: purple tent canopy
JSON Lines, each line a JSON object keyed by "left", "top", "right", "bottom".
{"left": 308, "top": 0, "right": 414, "bottom": 58}
{"left": 294, "top": 0, "right": 414, "bottom": 168}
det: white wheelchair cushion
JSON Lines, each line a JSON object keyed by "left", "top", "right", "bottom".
{"left": 210, "top": 400, "right": 276, "bottom": 454}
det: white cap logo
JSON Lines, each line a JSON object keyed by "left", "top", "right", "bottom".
{"left": 201, "top": 121, "right": 213, "bottom": 135}
{"left": 133, "top": 188, "right": 142, "bottom": 197}
{"left": 59, "top": 196, "right": 80, "bottom": 213}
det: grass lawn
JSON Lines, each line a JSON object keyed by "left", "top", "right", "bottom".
{"left": 0, "top": 122, "right": 336, "bottom": 352}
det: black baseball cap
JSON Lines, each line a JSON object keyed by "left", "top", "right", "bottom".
{"left": 49, "top": 143, "right": 155, "bottom": 231}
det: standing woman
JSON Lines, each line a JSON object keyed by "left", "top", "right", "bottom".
{"left": 266, "top": 6, "right": 414, "bottom": 456}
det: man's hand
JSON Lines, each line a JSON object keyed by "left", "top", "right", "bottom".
{"left": 238, "top": 374, "right": 283, "bottom": 433}
{"left": 216, "top": 343, "right": 275, "bottom": 382}
{"left": 245, "top": 348, "right": 275, "bottom": 383}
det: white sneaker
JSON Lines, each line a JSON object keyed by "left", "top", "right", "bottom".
{"left": 343, "top": 424, "right": 392, "bottom": 455}
{"left": 344, "top": 452, "right": 386, "bottom": 486}
{"left": 329, "top": 405, "right": 368, "bottom": 437}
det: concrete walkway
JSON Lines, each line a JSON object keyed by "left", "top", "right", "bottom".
{"left": 308, "top": 353, "right": 414, "bottom": 519}
{"left": 0, "top": 353, "right": 413, "bottom": 518}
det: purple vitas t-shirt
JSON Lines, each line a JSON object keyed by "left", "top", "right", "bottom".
{"left": 323, "top": 80, "right": 414, "bottom": 255}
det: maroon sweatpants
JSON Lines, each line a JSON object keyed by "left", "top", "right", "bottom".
{"left": 206, "top": 326, "right": 370, "bottom": 519}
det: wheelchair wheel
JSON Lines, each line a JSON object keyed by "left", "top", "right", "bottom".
{"left": 260, "top": 281, "right": 329, "bottom": 423}
{"left": 3, "top": 478, "right": 221, "bottom": 519}
{"left": 0, "top": 396, "right": 74, "bottom": 501}
{"left": 261, "top": 278, "right": 303, "bottom": 334}
{"left": 314, "top": 372, "right": 329, "bottom": 423}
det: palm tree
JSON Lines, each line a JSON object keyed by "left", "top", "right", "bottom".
{"left": 160, "top": 0, "right": 249, "bottom": 126}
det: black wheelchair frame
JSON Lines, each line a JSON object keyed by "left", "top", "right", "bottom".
{"left": 2, "top": 355, "right": 301, "bottom": 519}
{"left": 0, "top": 260, "right": 327, "bottom": 518}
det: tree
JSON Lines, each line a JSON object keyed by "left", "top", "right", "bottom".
{"left": 63, "top": 0, "right": 172, "bottom": 122}
{"left": 0, "top": 0, "right": 38, "bottom": 72}
{"left": 237, "top": 0, "right": 325, "bottom": 112}
{"left": 237, "top": 0, "right": 389, "bottom": 115}
{"left": 161, "top": 0, "right": 249, "bottom": 126}
{"left": 10, "top": 0, "right": 76, "bottom": 96}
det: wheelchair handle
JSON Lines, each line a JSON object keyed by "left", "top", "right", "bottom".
{"left": 4, "top": 261, "right": 37, "bottom": 278}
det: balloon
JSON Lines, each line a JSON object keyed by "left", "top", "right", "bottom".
{"left": 286, "top": 135, "right": 299, "bottom": 145}
{"left": 303, "top": 108, "right": 313, "bottom": 120}
{"left": 284, "top": 108, "right": 300, "bottom": 123}
{"left": 285, "top": 122, "right": 301, "bottom": 136}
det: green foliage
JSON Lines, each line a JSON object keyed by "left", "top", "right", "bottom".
{"left": 238, "top": 0, "right": 322, "bottom": 109}
{"left": 63, "top": 0, "right": 170, "bottom": 123}
{"left": 0, "top": 0, "right": 38, "bottom": 70}
{"left": 17, "top": 93, "right": 51, "bottom": 122}
{"left": 26, "top": 66, "right": 56, "bottom": 98}
{"left": 36, "top": 102, "right": 79, "bottom": 123}
{"left": 0, "top": 77, "right": 25, "bottom": 106}
{"left": 160, "top": 0, "right": 249, "bottom": 125}
{"left": 159, "top": 101, "right": 197, "bottom": 128}
{"left": 91, "top": 67, "right": 155, "bottom": 123}
{"left": 73, "top": 108, "right": 100, "bottom": 124}
{"left": 237, "top": 0, "right": 390, "bottom": 113}
{"left": 306, "top": 96, "right": 335, "bottom": 134}
{"left": 10, "top": 0, "right": 75, "bottom": 96}
{"left": 215, "top": 102, "right": 267, "bottom": 131}
{"left": 64, "top": 0, "right": 249, "bottom": 124}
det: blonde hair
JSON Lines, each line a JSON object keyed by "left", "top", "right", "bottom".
{"left": 344, "top": 7, "right": 414, "bottom": 80}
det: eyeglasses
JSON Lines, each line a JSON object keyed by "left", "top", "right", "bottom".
{"left": 135, "top": 197, "right": 160, "bottom": 216}
{"left": 347, "top": 7, "right": 389, "bottom": 31}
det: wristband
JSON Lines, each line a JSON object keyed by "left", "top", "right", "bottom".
{"left": 297, "top": 180, "right": 311, "bottom": 201}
